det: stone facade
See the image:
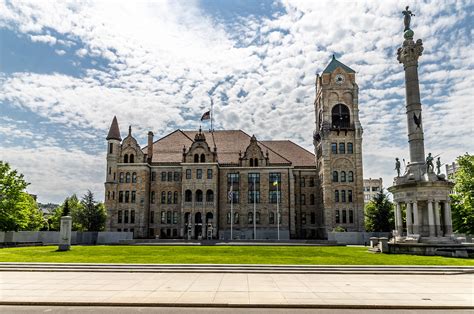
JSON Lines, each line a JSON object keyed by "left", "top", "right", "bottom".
{"left": 313, "top": 56, "right": 365, "bottom": 234}
{"left": 363, "top": 178, "right": 383, "bottom": 204}
{"left": 104, "top": 56, "right": 366, "bottom": 240}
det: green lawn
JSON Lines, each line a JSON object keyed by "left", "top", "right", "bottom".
{"left": 0, "top": 245, "right": 473, "bottom": 266}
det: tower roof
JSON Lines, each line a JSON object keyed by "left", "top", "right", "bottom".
{"left": 323, "top": 55, "right": 355, "bottom": 74}
{"left": 106, "top": 116, "right": 122, "bottom": 141}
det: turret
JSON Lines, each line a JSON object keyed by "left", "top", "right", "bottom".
{"left": 147, "top": 131, "right": 154, "bottom": 163}
{"left": 106, "top": 116, "right": 121, "bottom": 182}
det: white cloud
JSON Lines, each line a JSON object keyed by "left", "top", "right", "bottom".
{"left": 29, "top": 34, "right": 57, "bottom": 45}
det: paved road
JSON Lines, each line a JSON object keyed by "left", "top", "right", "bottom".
{"left": 0, "top": 271, "right": 473, "bottom": 308}
{"left": 1, "top": 307, "right": 473, "bottom": 314}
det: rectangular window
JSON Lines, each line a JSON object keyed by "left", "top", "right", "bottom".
{"left": 311, "top": 212, "right": 316, "bottom": 224}
{"left": 161, "top": 211, "right": 166, "bottom": 224}
{"left": 227, "top": 173, "right": 240, "bottom": 203}
{"left": 341, "top": 190, "right": 346, "bottom": 203}
{"left": 167, "top": 171, "right": 172, "bottom": 181}
{"left": 207, "top": 169, "right": 213, "bottom": 179}
{"left": 130, "top": 210, "right": 135, "bottom": 224}
{"left": 173, "top": 211, "right": 178, "bottom": 224}
{"left": 335, "top": 210, "right": 340, "bottom": 224}
{"left": 302, "top": 212, "right": 306, "bottom": 224}
{"left": 166, "top": 211, "right": 172, "bottom": 224}
{"left": 331, "top": 143, "right": 337, "bottom": 154}
{"left": 125, "top": 191, "right": 130, "bottom": 203}
{"left": 372, "top": 187, "right": 379, "bottom": 192}
{"left": 150, "top": 211, "right": 154, "bottom": 224}
{"left": 186, "top": 169, "right": 191, "bottom": 179}
{"left": 339, "top": 143, "right": 345, "bottom": 154}
{"left": 161, "top": 172, "right": 166, "bottom": 181}
{"left": 174, "top": 172, "right": 180, "bottom": 181}
{"left": 124, "top": 210, "right": 129, "bottom": 223}
{"left": 300, "top": 177, "right": 305, "bottom": 187}
{"left": 112, "top": 191, "right": 115, "bottom": 200}
{"left": 348, "top": 190, "right": 353, "bottom": 202}
{"left": 301, "top": 194, "right": 306, "bottom": 205}
{"left": 335, "top": 190, "right": 339, "bottom": 202}
{"left": 151, "top": 191, "right": 155, "bottom": 204}
{"left": 109, "top": 143, "right": 113, "bottom": 154}
{"left": 347, "top": 142, "right": 353, "bottom": 154}
{"left": 309, "top": 177, "right": 314, "bottom": 187}
{"left": 118, "top": 210, "right": 122, "bottom": 223}
{"left": 108, "top": 167, "right": 111, "bottom": 175}
{"left": 248, "top": 173, "right": 260, "bottom": 204}
{"left": 151, "top": 172, "right": 156, "bottom": 181}
{"left": 196, "top": 169, "right": 202, "bottom": 179}
{"left": 269, "top": 172, "right": 282, "bottom": 204}
{"left": 349, "top": 210, "right": 354, "bottom": 224}
{"left": 131, "top": 191, "right": 136, "bottom": 203}
{"left": 342, "top": 210, "right": 347, "bottom": 224}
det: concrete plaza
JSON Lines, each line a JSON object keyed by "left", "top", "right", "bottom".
{"left": 0, "top": 270, "right": 473, "bottom": 308}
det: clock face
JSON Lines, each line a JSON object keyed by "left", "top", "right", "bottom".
{"left": 335, "top": 74, "right": 345, "bottom": 84}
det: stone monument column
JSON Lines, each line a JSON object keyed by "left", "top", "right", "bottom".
{"left": 397, "top": 25, "right": 425, "bottom": 177}
{"left": 444, "top": 202, "right": 453, "bottom": 236}
{"left": 434, "top": 201, "right": 441, "bottom": 236}
{"left": 395, "top": 203, "right": 403, "bottom": 236}
{"left": 406, "top": 203, "right": 413, "bottom": 234}
{"left": 427, "top": 201, "right": 435, "bottom": 237}
{"left": 412, "top": 202, "right": 419, "bottom": 234}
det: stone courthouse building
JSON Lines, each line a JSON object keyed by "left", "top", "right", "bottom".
{"left": 104, "top": 56, "right": 365, "bottom": 240}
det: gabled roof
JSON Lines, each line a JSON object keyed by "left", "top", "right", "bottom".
{"left": 142, "top": 130, "right": 315, "bottom": 167}
{"left": 322, "top": 55, "right": 355, "bottom": 74}
{"left": 106, "top": 116, "right": 122, "bottom": 141}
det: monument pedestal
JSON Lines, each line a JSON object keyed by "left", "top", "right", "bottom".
{"left": 58, "top": 216, "right": 72, "bottom": 251}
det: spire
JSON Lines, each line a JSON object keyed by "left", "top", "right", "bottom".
{"left": 106, "top": 116, "right": 121, "bottom": 141}
{"left": 128, "top": 125, "right": 132, "bottom": 136}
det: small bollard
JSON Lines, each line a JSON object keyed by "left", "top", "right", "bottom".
{"left": 58, "top": 216, "right": 72, "bottom": 251}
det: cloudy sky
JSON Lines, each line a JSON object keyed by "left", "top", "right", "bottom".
{"left": 0, "top": 0, "right": 472, "bottom": 204}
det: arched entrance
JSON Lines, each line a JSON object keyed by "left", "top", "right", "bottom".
{"left": 206, "top": 212, "right": 214, "bottom": 240}
{"left": 194, "top": 212, "right": 202, "bottom": 239}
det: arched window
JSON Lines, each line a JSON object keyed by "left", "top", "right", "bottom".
{"left": 332, "top": 171, "right": 338, "bottom": 182}
{"left": 310, "top": 194, "right": 315, "bottom": 205}
{"left": 184, "top": 212, "right": 190, "bottom": 224}
{"left": 200, "top": 154, "right": 205, "bottom": 162}
{"left": 256, "top": 212, "right": 260, "bottom": 224}
{"left": 196, "top": 189, "right": 203, "bottom": 202}
{"left": 194, "top": 154, "right": 199, "bottom": 163}
{"left": 119, "top": 172, "right": 124, "bottom": 183}
{"left": 341, "top": 171, "right": 346, "bottom": 182}
{"left": 248, "top": 212, "right": 253, "bottom": 224}
{"left": 234, "top": 212, "right": 239, "bottom": 224}
{"left": 206, "top": 190, "right": 214, "bottom": 202}
{"left": 166, "top": 211, "right": 172, "bottom": 224}
{"left": 173, "top": 191, "right": 178, "bottom": 204}
{"left": 167, "top": 191, "right": 172, "bottom": 204}
{"left": 130, "top": 154, "right": 134, "bottom": 163}
{"left": 132, "top": 172, "right": 137, "bottom": 183}
{"left": 185, "top": 190, "right": 192, "bottom": 202}
{"left": 161, "top": 191, "right": 166, "bottom": 204}
{"left": 250, "top": 159, "right": 254, "bottom": 167}
{"left": 125, "top": 172, "right": 131, "bottom": 183}
{"left": 341, "top": 190, "right": 346, "bottom": 202}
{"left": 331, "top": 104, "right": 350, "bottom": 128}
{"left": 335, "top": 190, "right": 339, "bottom": 202}
{"left": 254, "top": 158, "right": 258, "bottom": 167}
{"left": 124, "top": 154, "right": 129, "bottom": 163}
{"left": 269, "top": 212, "right": 275, "bottom": 224}
{"left": 348, "top": 171, "right": 354, "bottom": 182}
{"left": 206, "top": 212, "right": 213, "bottom": 223}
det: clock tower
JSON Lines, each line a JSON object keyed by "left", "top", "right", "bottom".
{"left": 313, "top": 55, "right": 365, "bottom": 237}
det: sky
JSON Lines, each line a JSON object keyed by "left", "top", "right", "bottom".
{"left": 0, "top": 0, "right": 473, "bottom": 204}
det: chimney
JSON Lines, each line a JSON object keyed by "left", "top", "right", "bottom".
{"left": 147, "top": 131, "right": 154, "bottom": 163}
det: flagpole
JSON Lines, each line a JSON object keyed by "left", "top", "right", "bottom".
{"left": 210, "top": 98, "right": 214, "bottom": 132}
{"left": 253, "top": 176, "right": 256, "bottom": 240}
{"left": 277, "top": 181, "right": 280, "bottom": 241}
{"left": 230, "top": 176, "right": 233, "bottom": 241}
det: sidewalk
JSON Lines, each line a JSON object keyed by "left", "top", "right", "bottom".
{"left": 0, "top": 270, "right": 473, "bottom": 308}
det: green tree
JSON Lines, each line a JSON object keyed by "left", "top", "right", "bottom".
{"left": 364, "top": 189, "right": 395, "bottom": 232}
{"left": 77, "top": 190, "right": 106, "bottom": 231}
{"left": 0, "top": 161, "right": 45, "bottom": 231}
{"left": 49, "top": 195, "right": 83, "bottom": 231}
{"left": 450, "top": 153, "right": 474, "bottom": 234}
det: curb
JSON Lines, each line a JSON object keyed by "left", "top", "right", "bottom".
{"left": 0, "top": 301, "right": 473, "bottom": 310}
